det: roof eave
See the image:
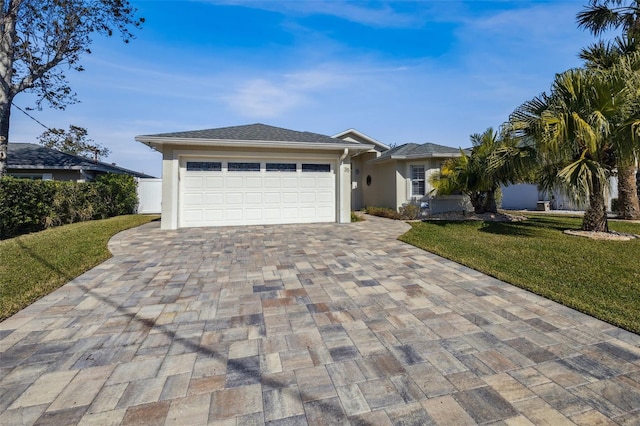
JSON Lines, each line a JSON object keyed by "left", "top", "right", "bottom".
{"left": 135, "top": 136, "right": 373, "bottom": 152}
{"left": 368, "top": 152, "right": 462, "bottom": 164}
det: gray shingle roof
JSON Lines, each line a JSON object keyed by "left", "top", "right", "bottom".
{"left": 374, "top": 142, "right": 465, "bottom": 161}
{"left": 139, "top": 123, "right": 364, "bottom": 147}
{"left": 7, "top": 143, "right": 154, "bottom": 178}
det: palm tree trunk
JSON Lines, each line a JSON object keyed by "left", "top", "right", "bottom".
{"left": 616, "top": 164, "right": 640, "bottom": 219}
{"left": 484, "top": 188, "right": 498, "bottom": 213}
{"left": 583, "top": 189, "right": 609, "bottom": 232}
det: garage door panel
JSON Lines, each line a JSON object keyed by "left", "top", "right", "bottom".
{"left": 282, "top": 192, "right": 298, "bottom": 203}
{"left": 245, "top": 192, "right": 263, "bottom": 204}
{"left": 204, "top": 209, "right": 224, "bottom": 221}
{"left": 300, "top": 177, "right": 317, "bottom": 188}
{"left": 181, "top": 158, "right": 335, "bottom": 227}
{"left": 184, "top": 176, "right": 204, "bottom": 189}
{"left": 299, "top": 207, "right": 316, "bottom": 218}
{"left": 263, "top": 208, "right": 281, "bottom": 219}
{"left": 225, "top": 192, "right": 243, "bottom": 204}
{"left": 183, "top": 193, "right": 203, "bottom": 205}
{"left": 299, "top": 192, "right": 316, "bottom": 203}
{"left": 264, "top": 177, "right": 281, "bottom": 189}
{"left": 226, "top": 177, "right": 244, "bottom": 188}
{"left": 282, "top": 207, "right": 299, "bottom": 219}
{"left": 282, "top": 177, "right": 299, "bottom": 188}
{"left": 316, "top": 191, "right": 333, "bottom": 203}
{"left": 204, "top": 176, "right": 223, "bottom": 188}
{"left": 204, "top": 192, "right": 224, "bottom": 205}
{"left": 245, "top": 177, "right": 262, "bottom": 188}
{"left": 264, "top": 192, "right": 281, "bottom": 204}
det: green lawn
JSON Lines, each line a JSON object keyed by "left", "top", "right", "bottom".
{"left": 399, "top": 214, "right": 640, "bottom": 334}
{"left": 0, "top": 215, "right": 158, "bottom": 321}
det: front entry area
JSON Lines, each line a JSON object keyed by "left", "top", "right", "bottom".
{"left": 180, "top": 158, "right": 336, "bottom": 227}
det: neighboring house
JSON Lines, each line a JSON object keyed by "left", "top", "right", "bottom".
{"left": 6, "top": 143, "right": 153, "bottom": 181}
{"left": 136, "top": 123, "right": 472, "bottom": 230}
{"left": 501, "top": 180, "right": 619, "bottom": 212}
{"left": 135, "top": 124, "right": 373, "bottom": 229}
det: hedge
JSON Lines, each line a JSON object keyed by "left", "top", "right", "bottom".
{"left": 0, "top": 174, "right": 138, "bottom": 239}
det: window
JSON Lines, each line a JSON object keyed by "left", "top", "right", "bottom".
{"left": 186, "top": 161, "right": 221, "bottom": 171}
{"left": 228, "top": 162, "right": 260, "bottom": 172}
{"left": 411, "top": 166, "right": 425, "bottom": 196}
{"left": 302, "top": 163, "right": 330, "bottom": 173}
{"left": 266, "top": 163, "right": 296, "bottom": 172}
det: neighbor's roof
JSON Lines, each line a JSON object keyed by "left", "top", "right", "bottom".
{"left": 371, "top": 142, "right": 467, "bottom": 163}
{"left": 136, "top": 123, "right": 373, "bottom": 152}
{"left": 7, "top": 143, "right": 154, "bottom": 178}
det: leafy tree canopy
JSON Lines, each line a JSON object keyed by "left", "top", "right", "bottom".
{"left": 38, "top": 125, "right": 110, "bottom": 161}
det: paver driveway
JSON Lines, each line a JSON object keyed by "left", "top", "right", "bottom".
{"left": 1, "top": 215, "right": 640, "bottom": 425}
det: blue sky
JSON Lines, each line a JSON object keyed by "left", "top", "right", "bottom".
{"left": 10, "top": 0, "right": 598, "bottom": 177}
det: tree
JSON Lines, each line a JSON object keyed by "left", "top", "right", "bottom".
{"left": 0, "top": 0, "right": 143, "bottom": 176}
{"left": 577, "top": 0, "right": 640, "bottom": 219}
{"left": 511, "top": 63, "right": 640, "bottom": 232}
{"left": 430, "top": 128, "right": 535, "bottom": 214}
{"left": 38, "top": 125, "right": 109, "bottom": 161}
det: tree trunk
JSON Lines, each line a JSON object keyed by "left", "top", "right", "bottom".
{"left": 484, "top": 189, "right": 498, "bottom": 214}
{"left": 0, "top": 97, "right": 11, "bottom": 177}
{"left": 469, "top": 192, "right": 485, "bottom": 214}
{"left": 616, "top": 164, "right": 640, "bottom": 219}
{"left": 582, "top": 189, "right": 609, "bottom": 232}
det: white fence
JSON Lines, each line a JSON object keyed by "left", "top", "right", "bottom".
{"left": 136, "top": 178, "right": 162, "bottom": 214}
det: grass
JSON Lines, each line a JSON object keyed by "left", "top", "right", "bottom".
{"left": 0, "top": 215, "right": 158, "bottom": 321}
{"left": 399, "top": 214, "right": 640, "bottom": 334}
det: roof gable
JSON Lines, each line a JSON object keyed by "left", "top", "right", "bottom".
{"left": 332, "top": 128, "right": 389, "bottom": 152}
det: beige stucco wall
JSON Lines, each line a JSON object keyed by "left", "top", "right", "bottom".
{"left": 357, "top": 158, "right": 399, "bottom": 209}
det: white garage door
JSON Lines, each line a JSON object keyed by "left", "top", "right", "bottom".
{"left": 180, "top": 159, "right": 336, "bottom": 227}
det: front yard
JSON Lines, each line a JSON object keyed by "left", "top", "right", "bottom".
{"left": 400, "top": 214, "right": 640, "bottom": 334}
{"left": 0, "top": 215, "right": 158, "bottom": 321}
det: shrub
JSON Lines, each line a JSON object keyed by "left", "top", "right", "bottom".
{"left": 351, "top": 211, "right": 364, "bottom": 222}
{"left": 0, "top": 178, "right": 56, "bottom": 238}
{"left": 95, "top": 174, "right": 138, "bottom": 217}
{"left": 0, "top": 174, "right": 138, "bottom": 239}
{"left": 365, "top": 206, "right": 402, "bottom": 220}
{"left": 398, "top": 203, "right": 420, "bottom": 220}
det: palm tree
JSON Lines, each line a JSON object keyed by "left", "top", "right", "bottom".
{"left": 511, "top": 64, "right": 640, "bottom": 232}
{"left": 577, "top": 0, "right": 640, "bottom": 219}
{"left": 430, "top": 128, "right": 535, "bottom": 214}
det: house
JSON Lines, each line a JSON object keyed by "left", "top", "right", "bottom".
{"left": 501, "top": 180, "right": 619, "bottom": 212}
{"left": 136, "top": 123, "right": 471, "bottom": 230}
{"left": 6, "top": 143, "right": 154, "bottom": 181}
{"left": 135, "top": 124, "right": 373, "bottom": 229}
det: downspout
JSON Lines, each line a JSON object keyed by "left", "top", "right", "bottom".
{"left": 339, "top": 148, "right": 349, "bottom": 222}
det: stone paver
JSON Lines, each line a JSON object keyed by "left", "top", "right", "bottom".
{"left": 1, "top": 214, "right": 640, "bottom": 425}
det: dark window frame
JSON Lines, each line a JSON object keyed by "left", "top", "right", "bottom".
{"left": 228, "top": 162, "right": 261, "bottom": 172}
{"left": 266, "top": 163, "right": 297, "bottom": 172}
{"left": 186, "top": 161, "right": 222, "bottom": 172}
{"left": 302, "top": 163, "right": 331, "bottom": 173}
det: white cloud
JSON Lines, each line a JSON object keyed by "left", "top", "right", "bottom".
{"left": 210, "top": 0, "right": 425, "bottom": 28}
{"left": 224, "top": 67, "right": 351, "bottom": 117}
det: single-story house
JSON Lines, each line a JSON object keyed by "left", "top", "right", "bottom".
{"left": 6, "top": 143, "right": 154, "bottom": 181}
{"left": 136, "top": 123, "right": 471, "bottom": 230}
{"left": 501, "top": 180, "right": 619, "bottom": 212}
{"left": 135, "top": 124, "right": 374, "bottom": 229}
